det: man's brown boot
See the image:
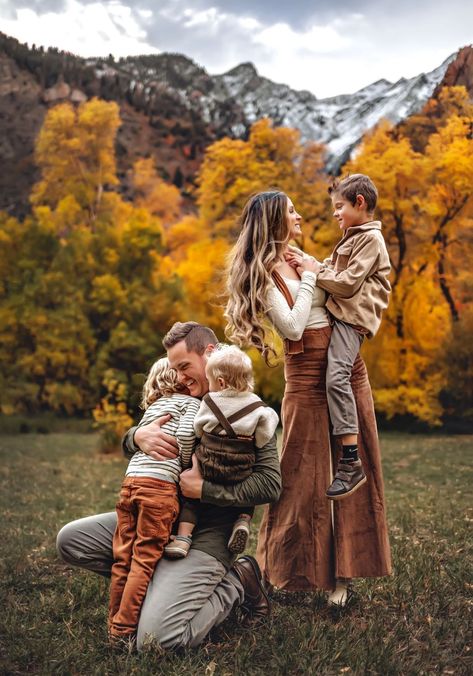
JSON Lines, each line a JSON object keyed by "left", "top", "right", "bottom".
{"left": 326, "top": 458, "right": 367, "bottom": 500}
{"left": 232, "top": 555, "right": 271, "bottom": 627}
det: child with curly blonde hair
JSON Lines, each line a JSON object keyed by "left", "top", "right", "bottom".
{"left": 108, "top": 357, "right": 200, "bottom": 644}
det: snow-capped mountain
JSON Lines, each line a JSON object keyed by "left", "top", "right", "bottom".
{"left": 0, "top": 30, "right": 469, "bottom": 217}
{"left": 115, "top": 52, "right": 456, "bottom": 171}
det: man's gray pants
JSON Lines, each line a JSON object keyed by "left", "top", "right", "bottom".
{"left": 326, "top": 319, "right": 364, "bottom": 437}
{"left": 56, "top": 512, "right": 244, "bottom": 650}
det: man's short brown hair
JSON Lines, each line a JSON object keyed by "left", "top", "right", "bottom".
{"left": 162, "top": 321, "right": 218, "bottom": 354}
{"left": 328, "top": 174, "right": 378, "bottom": 212}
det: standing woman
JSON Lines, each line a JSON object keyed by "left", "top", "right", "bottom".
{"left": 225, "top": 190, "right": 391, "bottom": 604}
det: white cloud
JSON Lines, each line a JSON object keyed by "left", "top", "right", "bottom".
{"left": 179, "top": 6, "right": 260, "bottom": 34}
{"left": 241, "top": 14, "right": 368, "bottom": 94}
{"left": 0, "top": 0, "right": 470, "bottom": 96}
{"left": 238, "top": 16, "right": 260, "bottom": 31}
{"left": 182, "top": 7, "right": 225, "bottom": 28}
{"left": 254, "top": 20, "right": 350, "bottom": 54}
{"left": 0, "top": 0, "right": 159, "bottom": 57}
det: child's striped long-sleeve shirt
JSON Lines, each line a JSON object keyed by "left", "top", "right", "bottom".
{"left": 125, "top": 393, "right": 200, "bottom": 483}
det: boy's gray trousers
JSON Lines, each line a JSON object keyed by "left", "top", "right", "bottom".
{"left": 56, "top": 512, "right": 244, "bottom": 650}
{"left": 326, "top": 319, "right": 364, "bottom": 437}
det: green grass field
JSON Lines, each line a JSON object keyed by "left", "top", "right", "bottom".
{"left": 1, "top": 432, "right": 472, "bottom": 675}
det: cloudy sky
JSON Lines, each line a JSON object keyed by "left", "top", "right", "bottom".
{"left": 0, "top": 0, "right": 472, "bottom": 97}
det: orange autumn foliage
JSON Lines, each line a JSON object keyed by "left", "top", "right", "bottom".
{"left": 1, "top": 89, "right": 471, "bottom": 428}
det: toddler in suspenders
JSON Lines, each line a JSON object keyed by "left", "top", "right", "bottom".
{"left": 164, "top": 345, "right": 279, "bottom": 558}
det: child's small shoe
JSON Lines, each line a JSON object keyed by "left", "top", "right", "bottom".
{"left": 326, "top": 458, "right": 366, "bottom": 500}
{"left": 164, "top": 535, "right": 192, "bottom": 559}
{"left": 228, "top": 514, "right": 252, "bottom": 554}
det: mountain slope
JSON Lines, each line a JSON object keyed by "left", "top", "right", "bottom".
{"left": 0, "top": 32, "right": 470, "bottom": 217}
{"left": 114, "top": 51, "right": 456, "bottom": 171}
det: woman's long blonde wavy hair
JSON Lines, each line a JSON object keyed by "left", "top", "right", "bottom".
{"left": 224, "top": 190, "right": 290, "bottom": 365}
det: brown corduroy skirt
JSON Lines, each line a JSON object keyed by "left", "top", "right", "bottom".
{"left": 256, "top": 326, "right": 392, "bottom": 591}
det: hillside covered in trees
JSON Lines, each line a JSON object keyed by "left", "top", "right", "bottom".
{"left": 1, "top": 30, "right": 473, "bottom": 218}
{"left": 0, "top": 85, "right": 472, "bottom": 438}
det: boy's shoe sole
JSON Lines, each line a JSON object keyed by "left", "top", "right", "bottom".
{"left": 228, "top": 528, "right": 249, "bottom": 554}
{"left": 228, "top": 521, "right": 250, "bottom": 554}
{"left": 164, "top": 535, "right": 192, "bottom": 559}
{"left": 164, "top": 549, "right": 188, "bottom": 559}
{"left": 327, "top": 475, "right": 367, "bottom": 500}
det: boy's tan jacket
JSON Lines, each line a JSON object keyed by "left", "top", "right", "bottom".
{"left": 316, "top": 220, "right": 391, "bottom": 338}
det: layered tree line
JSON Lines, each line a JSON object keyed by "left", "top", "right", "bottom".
{"left": 0, "top": 87, "right": 472, "bottom": 435}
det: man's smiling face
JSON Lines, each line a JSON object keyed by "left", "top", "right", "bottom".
{"left": 167, "top": 340, "right": 214, "bottom": 398}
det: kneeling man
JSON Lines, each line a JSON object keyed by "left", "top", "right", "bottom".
{"left": 57, "top": 321, "right": 281, "bottom": 650}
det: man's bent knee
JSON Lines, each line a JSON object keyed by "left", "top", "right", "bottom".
{"left": 137, "top": 615, "right": 190, "bottom": 651}
{"left": 56, "top": 521, "right": 80, "bottom": 566}
{"left": 56, "top": 514, "right": 114, "bottom": 576}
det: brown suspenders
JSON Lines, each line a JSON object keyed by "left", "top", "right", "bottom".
{"left": 271, "top": 270, "right": 305, "bottom": 354}
{"left": 203, "top": 394, "right": 266, "bottom": 437}
{"left": 272, "top": 269, "right": 295, "bottom": 308}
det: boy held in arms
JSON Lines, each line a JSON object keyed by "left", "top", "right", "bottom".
{"left": 165, "top": 344, "right": 279, "bottom": 559}
{"left": 312, "top": 174, "right": 391, "bottom": 499}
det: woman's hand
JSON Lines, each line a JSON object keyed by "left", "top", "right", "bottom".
{"left": 134, "top": 416, "right": 179, "bottom": 461}
{"left": 286, "top": 251, "right": 321, "bottom": 275}
{"left": 284, "top": 250, "right": 304, "bottom": 269}
{"left": 285, "top": 248, "right": 321, "bottom": 273}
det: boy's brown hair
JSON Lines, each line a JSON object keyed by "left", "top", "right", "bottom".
{"left": 328, "top": 174, "right": 378, "bottom": 212}
{"left": 162, "top": 321, "right": 218, "bottom": 354}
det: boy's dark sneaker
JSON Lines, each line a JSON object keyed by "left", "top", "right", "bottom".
{"left": 326, "top": 458, "right": 367, "bottom": 500}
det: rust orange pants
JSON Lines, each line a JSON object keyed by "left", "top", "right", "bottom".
{"left": 109, "top": 476, "right": 179, "bottom": 637}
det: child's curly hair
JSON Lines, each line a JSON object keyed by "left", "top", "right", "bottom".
{"left": 141, "top": 357, "right": 180, "bottom": 409}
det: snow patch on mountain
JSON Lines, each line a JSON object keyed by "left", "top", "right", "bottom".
{"left": 214, "top": 56, "right": 455, "bottom": 171}
{"left": 105, "top": 51, "right": 456, "bottom": 172}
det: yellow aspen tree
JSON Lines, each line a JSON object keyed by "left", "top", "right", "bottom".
{"left": 31, "top": 98, "right": 120, "bottom": 227}
{"left": 132, "top": 157, "right": 182, "bottom": 225}
{"left": 421, "top": 110, "right": 473, "bottom": 322}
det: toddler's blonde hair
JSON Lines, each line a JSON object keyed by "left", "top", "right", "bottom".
{"left": 206, "top": 344, "right": 254, "bottom": 393}
{"left": 141, "top": 357, "right": 180, "bottom": 409}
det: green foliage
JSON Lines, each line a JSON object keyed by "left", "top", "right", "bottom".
{"left": 0, "top": 100, "right": 181, "bottom": 417}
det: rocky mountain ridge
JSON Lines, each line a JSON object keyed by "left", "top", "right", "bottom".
{"left": 0, "top": 32, "right": 471, "bottom": 216}
{"left": 95, "top": 49, "right": 457, "bottom": 171}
